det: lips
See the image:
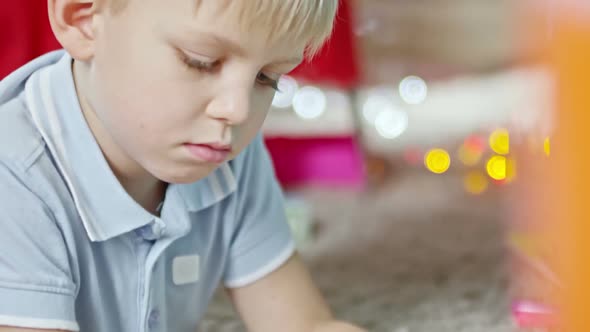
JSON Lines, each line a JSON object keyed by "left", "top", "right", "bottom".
{"left": 185, "top": 143, "right": 231, "bottom": 163}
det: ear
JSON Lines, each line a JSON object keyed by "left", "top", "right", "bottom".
{"left": 48, "top": 0, "right": 101, "bottom": 61}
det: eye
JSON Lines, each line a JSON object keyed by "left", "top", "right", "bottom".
{"left": 184, "top": 57, "right": 219, "bottom": 72}
{"left": 256, "top": 72, "right": 280, "bottom": 91}
{"left": 179, "top": 50, "right": 220, "bottom": 72}
{"left": 177, "top": 49, "right": 280, "bottom": 91}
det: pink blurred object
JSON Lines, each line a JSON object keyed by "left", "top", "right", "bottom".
{"left": 264, "top": 136, "right": 366, "bottom": 190}
{"left": 512, "top": 300, "right": 558, "bottom": 329}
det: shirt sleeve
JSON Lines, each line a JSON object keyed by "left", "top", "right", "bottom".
{"left": 0, "top": 162, "right": 79, "bottom": 331}
{"left": 223, "top": 135, "right": 295, "bottom": 288}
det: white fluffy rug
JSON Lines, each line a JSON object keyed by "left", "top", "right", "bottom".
{"left": 200, "top": 171, "right": 516, "bottom": 332}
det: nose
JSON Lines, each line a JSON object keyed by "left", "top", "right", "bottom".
{"left": 206, "top": 86, "right": 251, "bottom": 126}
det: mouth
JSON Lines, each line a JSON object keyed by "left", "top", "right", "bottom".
{"left": 184, "top": 142, "right": 232, "bottom": 164}
{"left": 200, "top": 142, "right": 232, "bottom": 151}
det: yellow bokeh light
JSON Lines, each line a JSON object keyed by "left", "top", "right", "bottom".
{"left": 487, "top": 155, "right": 507, "bottom": 180}
{"left": 544, "top": 137, "right": 551, "bottom": 156}
{"left": 489, "top": 129, "right": 510, "bottom": 155}
{"left": 464, "top": 171, "right": 489, "bottom": 195}
{"left": 425, "top": 149, "right": 451, "bottom": 174}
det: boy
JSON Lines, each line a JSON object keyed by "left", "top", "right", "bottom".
{"left": 0, "top": 0, "right": 366, "bottom": 331}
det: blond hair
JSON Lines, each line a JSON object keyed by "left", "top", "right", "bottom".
{"left": 100, "top": 0, "right": 338, "bottom": 58}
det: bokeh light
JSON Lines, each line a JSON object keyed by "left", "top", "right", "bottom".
{"left": 458, "top": 135, "right": 486, "bottom": 166}
{"left": 374, "top": 109, "right": 409, "bottom": 140}
{"left": 399, "top": 76, "right": 428, "bottom": 105}
{"left": 425, "top": 149, "right": 451, "bottom": 174}
{"left": 363, "top": 95, "right": 393, "bottom": 124}
{"left": 544, "top": 137, "right": 551, "bottom": 156}
{"left": 355, "top": 18, "right": 379, "bottom": 37}
{"left": 465, "top": 135, "right": 487, "bottom": 151}
{"left": 464, "top": 171, "right": 489, "bottom": 195}
{"left": 404, "top": 148, "right": 423, "bottom": 166}
{"left": 458, "top": 145, "right": 481, "bottom": 166}
{"left": 292, "top": 86, "right": 327, "bottom": 120}
{"left": 486, "top": 155, "right": 507, "bottom": 181}
{"left": 271, "top": 75, "right": 299, "bottom": 109}
{"left": 489, "top": 129, "right": 510, "bottom": 155}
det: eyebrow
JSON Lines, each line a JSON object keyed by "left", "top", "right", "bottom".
{"left": 204, "top": 34, "right": 246, "bottom": 56}
{"left": 273, "top": 57, "right": 304, "bottom": 66}
{"left": 200, "top": 33, "right": 304, "bottom": 66}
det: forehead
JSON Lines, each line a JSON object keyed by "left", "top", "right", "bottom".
{"left": 137, "top": 0, "right": 310, "bottom": 52}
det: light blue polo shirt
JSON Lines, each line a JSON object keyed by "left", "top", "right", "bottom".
{"left": 0, "top": 51, "right": 295, "bottom": 332}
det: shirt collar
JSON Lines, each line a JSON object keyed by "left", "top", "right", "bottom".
{"left": 176, "top": 162, "right": 237, "bottom": 212}
{"left": 23, "top": 51, "right": 236, "bottom": 242}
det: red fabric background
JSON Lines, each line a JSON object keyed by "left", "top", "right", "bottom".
{"left": 290, "top": 0, "right": 361, "bottom": 88}
{"left": 0, "top": 1, "right": 61, "bottom": 79}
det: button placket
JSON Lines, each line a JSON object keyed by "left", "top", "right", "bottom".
{"left": 147, "top": 308, "right": 160, "bottom": 329}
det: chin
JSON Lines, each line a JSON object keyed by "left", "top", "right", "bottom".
{"left": 153, "top": 165, "right": 216, "bottom": 184}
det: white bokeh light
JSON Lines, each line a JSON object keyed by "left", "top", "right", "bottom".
{"left": 363, "top": 95, "right": 393, "bottom": 124}
{"left": 355, "top": 18, "right": 379, "bottom": 36}
{"left": 399, "top": 75, "right": 428, "bottom": 105}
{"left": 375, "top": 109, "right": 409, "bottom": 140}
{"left": 272, "top": 75, "right": 299, "bottom": 109}
{"left": 292, "top": 86, "right": 327, "bottom": 120}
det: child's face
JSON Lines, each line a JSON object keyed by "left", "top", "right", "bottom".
{"left": 84, "top": 0, "right": 304, "bottom": 184}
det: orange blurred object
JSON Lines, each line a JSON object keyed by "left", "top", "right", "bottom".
{"left": 517, "top": 3, "right": 590, "bottom": 331}
{"left": 549, "top": 11, "right": 590, "bottom": 331}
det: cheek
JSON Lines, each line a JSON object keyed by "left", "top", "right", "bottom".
{"left": 252, "top": 89, "right": 275, "bottom": 118}
{"left": 247, "top": 90, "right": 273, "bottom": 127}
{"left": 93, "top": 50, "right": 200, "bottom": 137}
{"left": 234, "top": 89, "right": 274, "bottom": 150}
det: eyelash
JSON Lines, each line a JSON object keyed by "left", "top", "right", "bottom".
{"left": 179, "top": 52, "right": 280, "bottom": 91}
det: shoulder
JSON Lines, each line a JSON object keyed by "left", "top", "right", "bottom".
{"left": 0, "top": 91, "right": 72, "bottom": 223}
{"left": 0, "top": 159, "right": 73, "bottom": 276}
{"left": 0, "top": 91, "right": 46, "bottom": 171}
{"left": 0, "top": 50, "right": 66, "bottom": 171}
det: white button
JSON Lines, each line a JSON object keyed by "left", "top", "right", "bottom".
{"left": 148, "top": 309, "right": 160, "bottom": 329}
{"left": 151, "top": 220, "right": 166, "bottom": 238}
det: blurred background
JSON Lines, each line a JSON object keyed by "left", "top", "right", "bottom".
{"left": 211, "top": 1, "right": 556, "bottom": 331}
{"left": 1, "top": 1, "right": 565, "bottom": 331}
